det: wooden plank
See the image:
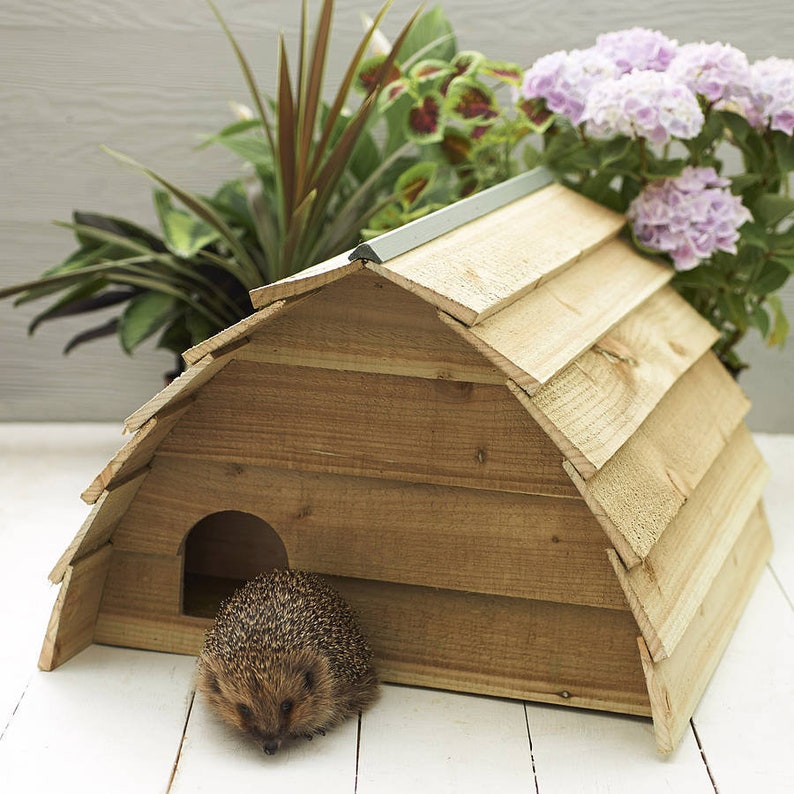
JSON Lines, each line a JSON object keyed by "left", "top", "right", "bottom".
{"left": 181, "top": 299, "right": 286, "bottom": 366}
{"left": 49, "top": 468, "right": 149, "bottom": 583}
{"left": 517, "top": 286, "right": 719, "bottom": 478}
{"left": 124, "top": 339, "right": 244, "bottom": 434}
{"left": 332, "top": 577, "right": 651, "bottom": 717}
{"left": 158, "top": 360, "right": 580, "bottom": 497}
{"left": 1, "top": 645, "right": 196, "bottom": 793}
{"left": 92, "top": 554, "right": 649, "bottom": 717}
{"left": 369, "top": 183, "right": 626, "bottom": 325}
{"left": 639, "top": 501, "right": 772, "bottom": 754}
{"left": 81, "top": 401, "right": 191, "bottom": 504}
{"left": 249, "top": 252, "right": 363, "bottom": 308}
{"left": 690, "top": 569, "right": 794, "bottom": 793}
{"left": 358, "top": 686, "right": 534, "bottom": 794}
{"left": 38, "top": 543, "right": 112, "bottom": 671}
{"left": 440, "top": 238, "right": 672, "bottom": 392}
{"left": 564, "top": 351, "right": 750, "bottom": 566}
{"left": 609, "top": 424, "right": 769, "bottom": 661}
{"left": 111, "top": 456, "right": 627, "bottom": 609}
{"left": 238, "top": 269, "right": 504, "bottom": 383}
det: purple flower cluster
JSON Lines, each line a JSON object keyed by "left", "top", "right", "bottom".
{"left": 667, "top": 41, "right": 752, "bottom": 104}
{"left": 520, "top": 28, "right": 793, "bottom": 137}
{"left": 594, "top": 28, "right": 678, "bottom": 74}
{"left": 520, "top": 49, "right": 617, "bottom": 126}
{"left": 585, "top": 70, "right": 703, "bottom": 145}
{"left": 745, "top": 57, "right": 794, "bottom": 135}
{"left": 627, "top": 167, "right": 752, "bottom": 271}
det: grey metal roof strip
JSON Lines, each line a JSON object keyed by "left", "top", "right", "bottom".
{"left": 348, "top": 166, "right": 555, "bottom": 265}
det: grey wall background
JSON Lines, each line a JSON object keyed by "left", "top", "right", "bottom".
{"left": 1, "top": 0, "right": 792, "bottom": 429}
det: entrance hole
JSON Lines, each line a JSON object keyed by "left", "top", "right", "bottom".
{"left": 182, "top": 510, "right": 288, "bottom": 618}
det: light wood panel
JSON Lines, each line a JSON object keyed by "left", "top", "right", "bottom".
{"left": 81, "top": 401, "right": 191, "bottom": 504}
{"left": 240, "top": 269, "right": 504, "bottom": 383}
{"left": 565, "top": 351, "right": 750, "bottom": 566}
{"left": 368, "top": 183, "right": 625, "bottom": 324}
{"left": 124, "top": 339, "right": 244, "bottom": 433}
{"left": 38, "top": 544, "right": 112, "bottom": 671}
{"left": 609, "top": 425, "right": 769, "bottom": 661}
{"left": 331, "top": 577, "right": 650, "bottom": 716}
{"left": 49, "top": 468, "right": 149, "bottom": 583}
{"left": 517, "top": 286, "right": 719, "bottom": 478}
{"left": 93, "top": 549, "right": 649, "bottom": 717}
{"left": 111, "top": 456, "right": 626, "bottom": 609}
{"left": 441, "top": 238, "right": 672, "bottom": 391}
{"left": 639, "top": 502, "right": 773, "bottom": 754}
{"left": 157, "top": 360, "right": 579, "bottom": 497}
{"left": 181, "top": 298, "right": 288, "bottom": 366}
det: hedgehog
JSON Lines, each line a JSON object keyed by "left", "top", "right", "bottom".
{"left": 196, "top": 568, "right": 379, "bottom": 755}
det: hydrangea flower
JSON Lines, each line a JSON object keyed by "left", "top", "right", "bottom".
{"left": 584, "top": 70, "right": 704, "bottom": 145}
{"left": 594, "top": 27, "right": 678, "bottom": 73}
{"left": 667, "top": 41, "right": 752, "bottom": 104}
{"left": 744, "top": 56, "right": 794, "bottom": 134}
{"left": 520, "top": 48, "right": 617, "bottom": 125}
{"left": 627, "top": 166, "right": 752, "bottom": 271}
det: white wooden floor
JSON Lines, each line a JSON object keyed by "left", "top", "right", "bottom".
{"left": 1, "top": 423, "right": 792, "bottom": 793}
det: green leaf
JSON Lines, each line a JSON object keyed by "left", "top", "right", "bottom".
{"left": 480, "top": 60, "right": 523, "bottom": 86}
{"left": 753, "top": 194, "right": 794, "bottom": 228}
{"left": 154, "top": 190, "right": 222, "bottom": 257}
{"left": 751, "top": 304, "right": 771, "bottom": 338}
{"left": 395, "top": 162, "right": 437, "bottom": 208}
{"left": 101, "top": 146, "right": 263, "bottom": 287}
{"left": 409, "top": 59, "right": 451, "bottom": 84}
{"left": 772, "top": 130, "right": 794, "bottom": 172}
{"left": 766, "top": 294, "right": 790, "bottom": 347}
{"left": 119, "top": 292, "right": 181, "bottom": 354}
{"left": 444, "top": 78, "right": 499, "bottom": 126}
{"left": 28, "top": 281, "right": 133, "bottom": 335}
{"left": 753, "top": 260, "right": 790, "bottom": 295}
{"left": 405, "top": 92, "right": 445, "bottom": 143}
{"left": 214, "top": 134, "right": 274, "bottom": 168}
{"left": 396, "top": 5, "right": 456, "bottom": 64}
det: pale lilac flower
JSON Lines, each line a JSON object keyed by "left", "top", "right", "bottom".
{"left": 667, "top": 41, "right": 752, "bottom": 105}
{"left": 584, "top": 70, "right": 704, "bottom": 145}
{"left": 520, "top": 48, "right": 618, "bottom": 125}
{"left": 743, "top": 57, "right": 794, "bottom": 134}
{"left": 594, "top": 27, "right": 678, "bottom": 74}
{"left": 627, "top": 166, "right": 752, "bottom": 270}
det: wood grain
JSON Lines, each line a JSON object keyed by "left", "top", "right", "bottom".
{"left": 94, "top": 551, "right": 650, "bottom": 717}
{"left": 368, "top": 183, "right": 625, "bottom": 324}
{"left": 240, "top": 269, "right": 504, "bottom": 383}
{"left": 517, "top": 286, "right": 719, "bottom": 477}
{"left": 49, "top": 468, "right": 149, "bottom": 583}
{"left": 639, "top": 501, "right": 773, "bottom": 754}
{"left": 39, "top": 544, "right": 113, "bottom": 671}
{"left": 441, "top": 238, "right": 672, "bottom": 391}
{"left": 157, "top": 360, "right": 580, "bottom": 497}
{"left": 81, "top": 402, "right": 191, "bottom": 503}
{"left": 111, "top": 455, "right": 626, "bottom": 609}
{"left": 609, "top": 424, "right": 769, "bottom": 661}
{"left": 565, "top": 351, "right": 750, "bottom": 566}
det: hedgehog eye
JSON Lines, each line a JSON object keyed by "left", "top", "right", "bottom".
{"left": 237, "top": 703, "right": 253, "bottom": 720}
{"left": 303, "top": 670, "right": 314, "bottom": 691}
{"left": 280, "top": 699, "right": 294, "bottom": 715}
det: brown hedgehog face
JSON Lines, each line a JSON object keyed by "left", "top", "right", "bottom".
{"left": 198, "top": 649, "right": 336, "bottom": 755}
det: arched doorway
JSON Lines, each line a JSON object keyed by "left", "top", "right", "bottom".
{"left": 181, "top": 510, "right": 288, "bottom": 618}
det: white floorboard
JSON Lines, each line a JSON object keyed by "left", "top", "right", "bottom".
{"left": 1, "top": 424, "right": 792, "bottom": 792}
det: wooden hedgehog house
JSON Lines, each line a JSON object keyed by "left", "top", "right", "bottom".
{"left": 41, "top": 168, "right": 772, "bottom": 753}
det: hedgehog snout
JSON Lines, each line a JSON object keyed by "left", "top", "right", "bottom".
{"left": 263, "top": 739, "right": 281, "bottom": 755}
